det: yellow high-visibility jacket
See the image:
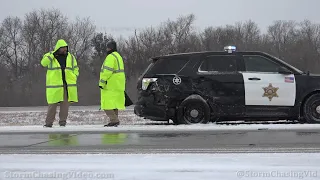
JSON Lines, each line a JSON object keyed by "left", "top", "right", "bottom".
{"left": 41, "top": 39, "right": 79, "bottom": 104}
{"left": 99, "top": 51, "right": 125, "bottom": 110}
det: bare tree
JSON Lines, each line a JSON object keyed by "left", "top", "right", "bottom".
{"left": 267, "top": 20, "right": 297, "bottom": 59}
{"left": 1, "top": 16, "right": 23, "bottom": 79}
{"left": 65, "top": 16, "right": 96, "bottom": 61}
{"left": 0, "top": 25, "right": 5, "bottom": 58}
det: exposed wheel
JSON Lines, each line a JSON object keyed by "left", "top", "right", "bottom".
{"left": 303, "top": 93, "right": 320, "bottom": 123}
{"left": 177, "top": 95, "right": 210, "bottom": 124}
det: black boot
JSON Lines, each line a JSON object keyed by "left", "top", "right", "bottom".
{"left": 43, "top": 124, "right": 52, "bottom": 128}
{"left": 104, "top": 122, "right": 120, "bottom": 127}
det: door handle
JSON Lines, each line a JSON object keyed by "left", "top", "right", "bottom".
{"left": 248, "top": 77, "right": 261, "bottom": 81}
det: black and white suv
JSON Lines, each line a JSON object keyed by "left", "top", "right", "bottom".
{"left": 134, "top": 46, "right": 320, "bottom": 124}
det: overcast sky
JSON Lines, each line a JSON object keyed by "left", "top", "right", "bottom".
{"left": 1, "top": 0, "right": 319, "bottom": 38}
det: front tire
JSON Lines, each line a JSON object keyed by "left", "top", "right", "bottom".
{"left": 177, "top": 95, "right": 210, "bottom": 124}
{"left": 303, "top": 93, "right": 320, "bottom": 123}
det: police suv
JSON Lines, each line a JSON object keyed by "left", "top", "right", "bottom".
{"left": 134, "top": 46, "right": 320, "bottom": 124}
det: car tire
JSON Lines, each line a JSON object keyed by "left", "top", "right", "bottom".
{"left": 303, "top": 93, "right": 320, "bottom": 124}
{"left": 177, "top": 95, "right": 210, "bottom": 124}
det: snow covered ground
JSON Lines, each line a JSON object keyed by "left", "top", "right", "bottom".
{"left": 1, "top": 105, "right": 320, "bottom": 131}
{"left": 0, "top": 153, "right": 319, "bottom": 180}
{"left": 0, "top": 105, "right": 147, "bottom": 126}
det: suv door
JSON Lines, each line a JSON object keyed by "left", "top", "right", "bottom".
{"left": 197, "top": 54, "right": 245, "bottom": 116}
{"left": 241, "top": 54, "right": 296, "bottom": 106}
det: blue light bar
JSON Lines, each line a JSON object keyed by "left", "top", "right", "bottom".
{"left": 224, "top": 46, "right": 236, "bottom": 53}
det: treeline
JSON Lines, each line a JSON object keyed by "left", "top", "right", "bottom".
{"left": 0, "top": 8, "right": 319, "bottom": 106}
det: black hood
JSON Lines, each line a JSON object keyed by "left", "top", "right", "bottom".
{"left": 106, "top": 40, "right": 117, "bottom": 54}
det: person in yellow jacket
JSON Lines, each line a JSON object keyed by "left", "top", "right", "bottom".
{"left": 41, "top": 39, "right": 79, "bottom": 127}
{"left": 99, "top": 40, "right": 125, "bottom": 127}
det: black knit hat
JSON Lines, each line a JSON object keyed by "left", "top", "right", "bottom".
{"left": 106, "top": 40, "right": 117, "bottom": 50}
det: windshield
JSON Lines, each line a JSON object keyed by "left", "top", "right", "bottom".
{"left": 271, "top": 55, "right": 304, "bottom": 74}
{"left": 141, "top": 62, "right": 154, "bottom": 77}
{"left": 143, "top": 57, "right": 190, "bottom": 76}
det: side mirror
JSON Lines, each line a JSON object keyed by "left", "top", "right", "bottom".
{"left": 278, "top": 67, "right": 292, "bottom": 74}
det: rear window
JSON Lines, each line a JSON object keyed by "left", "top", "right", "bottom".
{"left": 144, "top": 57, "right": 189, "bottom": 75}
{"left": 199, "top": 55, "right": 237, "bottom": 72}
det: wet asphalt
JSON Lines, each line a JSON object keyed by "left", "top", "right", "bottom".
{"left": 1, "top": 129, "right": 320, "bottom": 154}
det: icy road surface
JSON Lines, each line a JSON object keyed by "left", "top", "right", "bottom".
{"left": 2, "top": 124, "right": 320, "bottom": 134}
{"left": 2, "top": 127, "right": 320, "bottom": 154}
{"left": 0, "top": 153, "right": 320, "bottom": 180}
{"left": 0, "top": 105, "right": 308, "bottom": 127}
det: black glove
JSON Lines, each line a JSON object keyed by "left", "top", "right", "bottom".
{"left": 99, "top": 80, "right": 107, "bottom": 89}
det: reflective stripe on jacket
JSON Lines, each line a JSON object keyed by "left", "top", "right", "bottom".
{"left": 41, "top": 39, "right": 79, "bottom": 104}
{"left": 99, "top": 51, "right": 126, "bottom": 110}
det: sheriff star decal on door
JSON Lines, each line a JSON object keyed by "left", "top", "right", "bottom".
{"left": 262, "top": 83, "right": 279, "bottom": 101}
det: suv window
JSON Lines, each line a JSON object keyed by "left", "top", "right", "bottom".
{"left": 199, "top": 55, "right": 237, "bottom": 72}
{"left": 243, "top": 55, "right": 281, "bottom": 72}
{"left": 146, "top": 57, "right": 189, "bottom": 75}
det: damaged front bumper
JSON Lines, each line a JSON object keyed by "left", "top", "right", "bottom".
{"left": 134, "top": 93, "right": 170, "bottom": 121}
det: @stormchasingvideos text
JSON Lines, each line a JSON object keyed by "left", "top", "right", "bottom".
{"left": 4, "top": 170, "right": 114, "bottom": 179}
{"left": 236, "top": 170, "right": 318, "bottom": 178}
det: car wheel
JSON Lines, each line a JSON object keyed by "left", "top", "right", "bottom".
{"left": 303, "top": 93, "right": 320, "bottom": 123}
{"left": 177, "top": 95, "right": 210, "bottom": 124}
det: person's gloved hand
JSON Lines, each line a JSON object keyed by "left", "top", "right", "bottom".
{"left": 99, "top": 80, "right": 107, "bottom": 89}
